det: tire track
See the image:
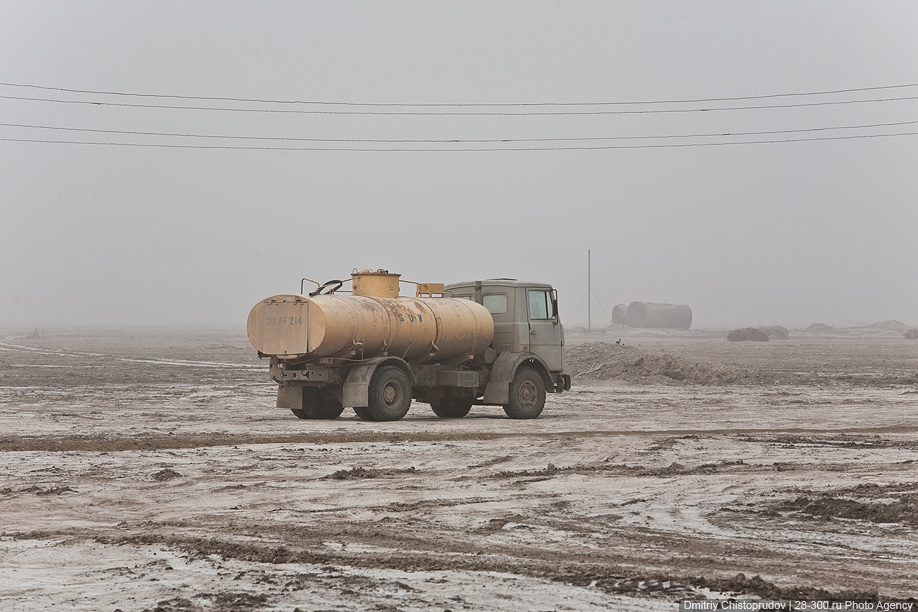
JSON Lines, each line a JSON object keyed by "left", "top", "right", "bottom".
{"left": 3, "top": 425, "right": 917, "bottom": 452}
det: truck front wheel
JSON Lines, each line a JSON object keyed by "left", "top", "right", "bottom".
{"left": 503, "top": 367, "right": 545, "bottom": 419}
{"left": 366, "top": 366, "right": 412, "bottom": 421}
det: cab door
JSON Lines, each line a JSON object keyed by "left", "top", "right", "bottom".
{"left": 526, "top": 288, "right": 563, "bottom": 372}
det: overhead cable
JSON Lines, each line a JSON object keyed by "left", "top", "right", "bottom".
{"left": 2, "top": 80, "right": 918, "bottom": 106}
{"left": 2, "top": 94, "right": 918, "bottom": 116}
{"left": 2, "top": 131, "right": 916, "bottom": 151}
{"left": 3, "top": 119, "right": 918, "bottom": 143}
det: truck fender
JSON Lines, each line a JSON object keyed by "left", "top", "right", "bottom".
{"left": 341, "top": 357, "right": 415, "bottom": 407}
{"left": 482, "top": 352, "right": 552, "bottom": 405}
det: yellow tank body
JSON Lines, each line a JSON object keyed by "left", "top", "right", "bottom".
{"left": 246, "top": 293, "right": 494, "bottom": 364}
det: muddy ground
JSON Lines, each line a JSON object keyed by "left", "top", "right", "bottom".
{"left": 1, "top": 326, "right": 916, "bottom": 611}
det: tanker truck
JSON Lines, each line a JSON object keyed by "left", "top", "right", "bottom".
{"left": 246, "top": 269, "right": 571, "bottom": 421}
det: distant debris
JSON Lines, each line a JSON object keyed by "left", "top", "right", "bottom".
{"left": 624, "top": 301, "right": 692, "bottom": 330}
{"left": 758, "top": 325, "right": 790, "bottom": 340}
{"left": 727, "top": 327, "right": 770, "bottom": 342}
{"left": 804, "top": 321, "right": 910, "bottom": 335}
{"left": 866, "top": 320, "right": 910, "bottom": 332}
{"left": 905, "top": 329, "right": 918, "bottom": 340}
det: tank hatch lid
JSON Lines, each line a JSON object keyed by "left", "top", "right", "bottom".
{"left": 352, "top": 269, "right": 400, "bottom": 298}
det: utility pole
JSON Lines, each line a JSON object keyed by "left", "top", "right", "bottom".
{"left": 587, "top": 249, "right": 591, "bottom": 332}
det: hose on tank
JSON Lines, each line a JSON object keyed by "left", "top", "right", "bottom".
{"left": 309, "top": 279, "right": 344, "bottom": 296}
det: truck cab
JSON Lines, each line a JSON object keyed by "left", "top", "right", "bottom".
{"left": 445, "top": 279, "right": 570, "bottom": 405}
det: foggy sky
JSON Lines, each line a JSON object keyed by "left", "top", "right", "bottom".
{"left": 2, "top": 1, "right": 917, "bottom": 329}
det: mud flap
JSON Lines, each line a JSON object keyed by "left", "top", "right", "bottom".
{"left": 342, "top": 363, "right": 377, "bottom": 408}
{"left": 276, "top": 385, "right": 303, "bottom": 411}
{"left": 483, "top": 381, "right": 509, "bottom": 404}
{"left": 481, "top": 353, "right": 521, "bottom": 404}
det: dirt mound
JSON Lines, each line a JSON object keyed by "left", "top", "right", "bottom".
{"left": 758, "top": 325, "right": 790, "bottom": 339}
{"left": 690, "top": 573, "right": 876, "bottom": 601}
{"left": 143, "top": 592, "right": 269, "bottom": 612}
{"left": 727, "top": 328, "right": 769, "bottom": 342}
{"left": 325, "top": 466, "right": 419, "bottom": 480}
{"left": 565, "top": 342, "right": 753, "bottom": 384}
{"left": 784, "top": 496, "right": 918, "bottom": 526}
{"left": 805, "top": 323, "right": 836, "bottom": 333}
{"left": 773, "top": 484, "right": 918, "bottom": 526}
{"left": 904, "top": 329, "right": 918, "bottom": 340}
{"left": 152, "top": 469, "right": 182, "bottom": 482}
{"left": 866, "top": 320, "right": 910, "bottom": 331}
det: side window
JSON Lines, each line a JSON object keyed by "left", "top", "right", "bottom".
{"left": 528, "top": 290, "right": 552, "bottom": 320}
{"left": 482, "top": 293, "right": 508, "bottom": 314}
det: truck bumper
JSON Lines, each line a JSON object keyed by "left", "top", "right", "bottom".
{"left": 554, "top": 373, "right": 572, "bottom": 392}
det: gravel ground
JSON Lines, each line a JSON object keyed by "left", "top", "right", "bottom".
{"left": 1, "top": 326, "right": 916, "bottom": 610}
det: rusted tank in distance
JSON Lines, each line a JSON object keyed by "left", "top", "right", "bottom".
{"left": 610, "top": 304, "right": 627, "bottom": 327}
{"left": 624, "top": 301, "right": 693, "bottom": 329}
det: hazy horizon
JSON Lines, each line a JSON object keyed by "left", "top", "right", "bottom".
{"left": 2, "top": 2, "right": 916, "bottom": 330}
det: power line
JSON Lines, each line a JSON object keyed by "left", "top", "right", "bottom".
{"left": 2, "top": 131, "right": 916, "bottom": 151}
{"left": 2, "top": 80, "right": 918, "bottom": 106}
{"left": 3, "top": 119, "right": 917, "bottom": 143}
{"left": 590, "top": 289, "right": 612, "bottom": 320}
{"left": 568, "top": 290, "right": 588, "bottom": 321}
{"left": 2, "top": 93, "right": 918, "bottom": 116}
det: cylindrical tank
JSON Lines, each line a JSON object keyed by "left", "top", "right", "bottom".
{"left": 624, "top": 301, "right": 693, "bottom": 329}
{"left": 247, "top": 293, "right": 494, "bottom": 363}
{"left": 610, "top": 304, "right": 627, "bottom": 327}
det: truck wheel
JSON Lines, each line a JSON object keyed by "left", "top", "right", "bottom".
{"left": 300, "top": 387, "right": 344, "bottom": 420}
{"left": 503, "top": 367, "right": 545, "bottom": 419}
{"left": 353, "top": 406, "right": 372, "bottom": 421}
{"left": 366, "top": 366, "right": 412, "bottom": 421}
{"left": 430, "top": 396, "right": 473, "bottom": 418}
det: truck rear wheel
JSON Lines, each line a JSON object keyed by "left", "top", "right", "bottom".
{"left": 292, "top": 387, "right": 344, "bottom": 420}
{"left": 353, "top": 406, "right": 372, "bottom": 421}
{"left": 430, "top": 395, "right": 473, "bottom": 418}
{"left": 366, "top": 366, "right": 412, "bottom": 421}
{"left": 303, "top": 387, "right": 344, "bottom": 419}
{"left": 503, "top": 366, "right": 545, "bottom": 419}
